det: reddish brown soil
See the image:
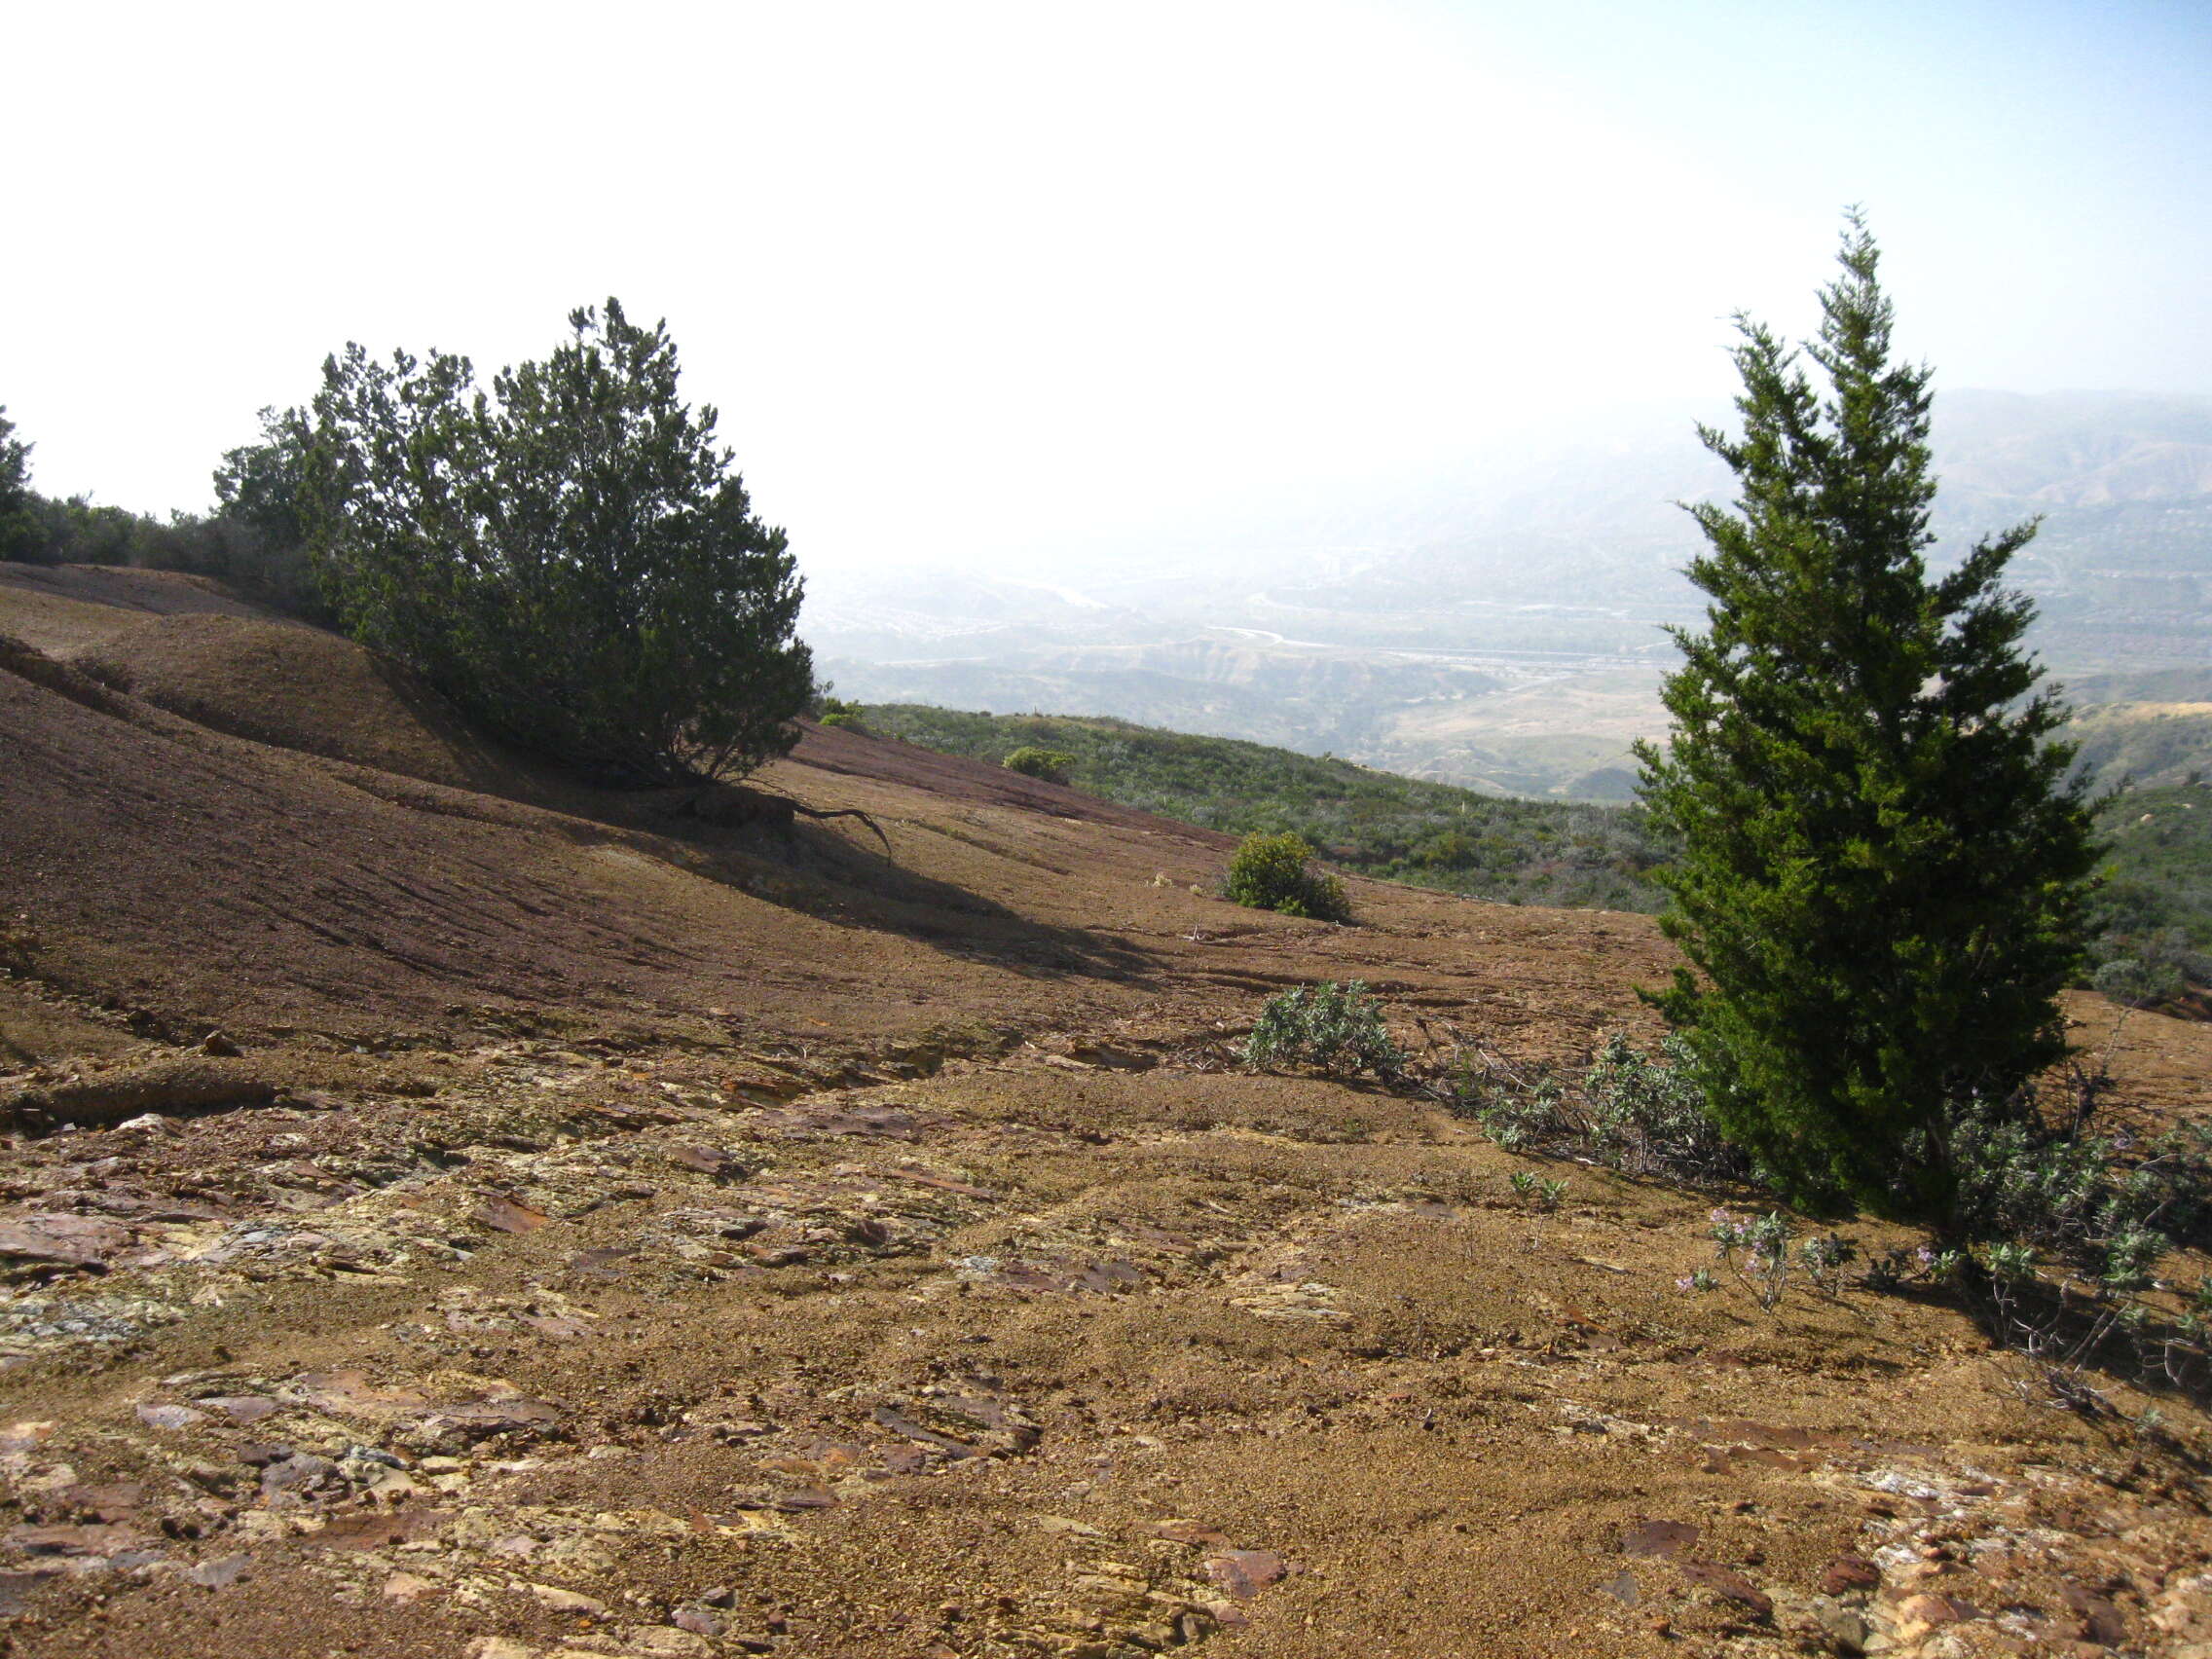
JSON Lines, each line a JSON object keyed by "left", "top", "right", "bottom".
{"left": 68, "top": 613, "right": 535, "bottom": 795}
{"left": 0, "top": 587, "right": 2207, "bottom": 1659}
{"left": 0, "top": 564, "right": 277, "bottom": 657}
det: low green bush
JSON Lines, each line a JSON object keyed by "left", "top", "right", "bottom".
{"left": 1243, "top": 980, "right": 1403, "bottom": 1079}
{"left": 1707, "top": 1209, "right": 1794, "bottom": 1309}
{"left": 2090, "top": 953, "right": 2190, "bottom": 1009}
{"left": 1004, "top": 746, "right": 1077, "bottom": 785}
{"left": 1224, "top": 830, "right": 1348, "bottom": 922}
{"left": 1506, "top": 1171, "right": 1567, "bottom": 1211}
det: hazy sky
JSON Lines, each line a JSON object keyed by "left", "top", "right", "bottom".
{"left": 6, "top": 0, "right": 2207, "bottom": 575}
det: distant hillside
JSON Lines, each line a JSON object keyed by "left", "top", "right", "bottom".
{"left": 2100, "top": 785, "right": 2212, "bottom": 950}
{"left": 2070, "top": 702, "right": 2212, "bottom": 792}
{"left": 2090, "top": 782, "right": 2212, "bottom": 1007}
{"left": 851, "top": 703, "right": 1669, "bottom": 910}
{"left": 861, "top": 702, "right": 2212, "bottom": 1005}
{"left": 810, "top": 390, "right": 2212, "bottom": 800}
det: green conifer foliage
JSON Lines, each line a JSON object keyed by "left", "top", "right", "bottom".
{"left": 0, "top": 406, "right": 37, "bottom": 564}
{"left": 1635, "top": 216, "right": 2099, "bottom": 1223}
{"left": 302, "top": 301, "right": 812, "bottom": 787}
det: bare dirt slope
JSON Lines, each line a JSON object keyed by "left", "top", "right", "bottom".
{"left": 0, "top": 597, "right": 2209, "bottom": 1659}
{"left": 0, "top": 565, "right": 282, "bottom": 658}
{"left": 68, "top": 614, "right": 538, "bottom": 796}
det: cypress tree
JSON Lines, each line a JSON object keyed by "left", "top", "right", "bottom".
{"left": 1636, "top": 214, "right": 2099, "bottom": 1223}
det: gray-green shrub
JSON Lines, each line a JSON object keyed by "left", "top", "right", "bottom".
{"left": 1456, "top": 1032, "right": 1745, "bottom": 1184}
{"left": 1243, "top": 981, "right": 1403, "bottom": 1079}
{"left": 1946, "top": 1088, "right": 2205, "bottom": 1283}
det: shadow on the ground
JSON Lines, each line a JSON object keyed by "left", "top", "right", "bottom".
{"left": 618, "top": 784, "right": 1163, "bottom": 989}
{"left": 1945, "top": 1270, "right": 2212, "bottom": 1421}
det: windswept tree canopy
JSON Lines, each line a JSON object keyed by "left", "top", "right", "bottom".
{"left": 303, "top": 300, "right": 813, "bottom": 786}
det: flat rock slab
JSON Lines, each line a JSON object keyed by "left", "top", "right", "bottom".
{"left": 475, "top": 1195, "right": 550, "bottom": 1234}
{"left": 1203, "top": 1550, "right": 1288, "bottom": 1600}
{"left": 1620, "top": 1519, "right": 1701, "bottom": 1560}
{"left": 1677, "top": 1562, "right": 1773, "bottom": 1619}
{"left": 0, "top": 1213, "right": 133, "bottom": 1268}
{"left": 751, "top": 1105, "right": 953, "bottom": 1141}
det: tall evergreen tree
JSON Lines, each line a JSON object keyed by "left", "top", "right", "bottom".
{"left": 1636, "top": 215, "right": 2099, "bottom": 1223}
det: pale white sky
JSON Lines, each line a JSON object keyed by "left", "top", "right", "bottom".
{"left": 5, "top": 0, "right": 2206, "bottom": 575}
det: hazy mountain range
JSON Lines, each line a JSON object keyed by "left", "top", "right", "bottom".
{"left": 804, "top": 389, "right": 2212, "bottom": 798}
